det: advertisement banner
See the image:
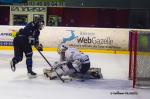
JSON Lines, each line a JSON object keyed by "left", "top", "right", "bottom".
{"left": 27, "top": 0, "right": 65, "bottom": 6}
{"left": 0, "top": 26, "right": 130, "bottom": 50}
{"left": 40, "top": 27, "right": 130, "bottom": 50}
{"left": 0, "top": 26, "right": 22, "bottom": 46}
{"left": 11, "top": 6, "right": 47, "bottom": 12}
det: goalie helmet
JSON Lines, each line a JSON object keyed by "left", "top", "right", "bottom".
{"left": 57, "top": 43, "right": 68, "bottom": 54}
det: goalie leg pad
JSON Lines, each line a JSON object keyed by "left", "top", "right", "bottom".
{"left": 43, "top": 63, "right": 76, "bottom": 80}
{"left": 87, "top": 68, "right": 103, "bottom": 79}
{"left": 43, "top": 67, "right": 103, "bottom": 80}
{"left": 69, "top": 68, "right": 103, "bottom": 80}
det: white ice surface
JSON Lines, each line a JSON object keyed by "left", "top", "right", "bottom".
{"left": 0, "top": 50, "right": 150, "bottom": 99}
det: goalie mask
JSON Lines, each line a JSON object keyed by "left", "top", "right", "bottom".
{"left": 57, "top": 44, "right": 68, "bottom": 54}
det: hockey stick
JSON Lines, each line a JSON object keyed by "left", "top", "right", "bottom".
{"left": 34, "top": 46, "right": 65, "bottom": 83}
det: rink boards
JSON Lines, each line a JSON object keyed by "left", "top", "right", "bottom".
{"left": 0, "top": 46, "right": 129, "bottom": 54}
{"left": 0, "top": 25, "right": 150, "bottom": 54}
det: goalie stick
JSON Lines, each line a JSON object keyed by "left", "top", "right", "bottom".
{"left": 34, "top": 46, "right": 65, "bottom": 83}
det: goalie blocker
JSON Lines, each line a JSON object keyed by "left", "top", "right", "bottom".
{"left": 43, "top": 67, "right": 103, "bottom": 80}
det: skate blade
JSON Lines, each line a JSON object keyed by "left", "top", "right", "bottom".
{"left": 11, "top": 67, "right": 16, "bottom": 72}
{"left": 10, "top": 61, "right": 16, "bottom": 72}
{"left": 28, "top": 74, "right": 37, "bottom": 79}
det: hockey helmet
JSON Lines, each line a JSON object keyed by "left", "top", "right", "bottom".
{"left": 57, "top": 43, "right": 68, "bottom": 54}
{"left": 34, "top": 18, "right": 44, "bottom": 30}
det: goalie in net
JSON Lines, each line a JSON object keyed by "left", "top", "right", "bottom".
{"left": 43, "top": 43, "right": 103, "bottom": 80}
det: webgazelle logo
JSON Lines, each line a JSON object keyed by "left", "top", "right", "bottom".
{"left": 62, "top": 30, "right": 78, "bottom": 43}
{"left": 62, "top": 30, "right": 113, "bottom": 45}
{"left": 77, "top": 36, "right": 113, "bottom": 45}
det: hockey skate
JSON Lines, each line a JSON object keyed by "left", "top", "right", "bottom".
{"left": 28, "top": 71, "right": 37, "bottom": 78}
{"left": 10, "top": 60, "right": 16, "bottom": 72}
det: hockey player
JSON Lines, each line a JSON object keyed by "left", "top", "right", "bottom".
{"left": 47, "top": 44, "right": 91, "bottom": 80}
{"left": 10, "top": 18, "right": 44, "bottom": 78}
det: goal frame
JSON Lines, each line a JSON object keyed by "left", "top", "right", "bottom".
{"left": 129, "top": 30, "right": 150, "bottom": 88}
{"left": 129, "top": 30, "right": 137, "bottom": 88}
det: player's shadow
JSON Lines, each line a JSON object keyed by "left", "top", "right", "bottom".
{"left": 10, "top": 74, "right": 132, "bottom": 90}
{"left": 63, "top": 79, "right": 133, "bottom": 90}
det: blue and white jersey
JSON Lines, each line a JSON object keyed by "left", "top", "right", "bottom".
{"left": 65, "top": 48, "right": 90, "bottom": 64}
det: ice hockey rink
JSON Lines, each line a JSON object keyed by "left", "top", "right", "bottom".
{"left": 0, "top": 50, "right": 150, "bottom": 99}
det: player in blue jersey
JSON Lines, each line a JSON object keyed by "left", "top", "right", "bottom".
{"left": 10, "top": 18, "right": 44, "bottom": 78}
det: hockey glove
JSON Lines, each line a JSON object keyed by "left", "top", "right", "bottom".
{"left": 35, "top": 43, "right": 43, "bottom": 51}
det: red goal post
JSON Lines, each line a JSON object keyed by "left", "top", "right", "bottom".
{"left": 129, "top": 30, "right": 150, "bottom": 88}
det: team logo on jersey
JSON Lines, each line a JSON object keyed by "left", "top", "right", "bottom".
{"left": 62, "top": 30, "right": 78, "bottom": 43}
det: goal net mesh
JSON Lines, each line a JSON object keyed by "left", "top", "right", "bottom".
{"left": 129, "top": 30, "right": 150, "bottom": 87}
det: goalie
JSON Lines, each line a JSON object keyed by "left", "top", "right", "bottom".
{"left": 44, "top": 43, "right": 103, "bottom": 80}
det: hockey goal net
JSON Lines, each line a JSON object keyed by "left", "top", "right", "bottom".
{"left": 129, "top": 30, "right": 150, "bottom": 88}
